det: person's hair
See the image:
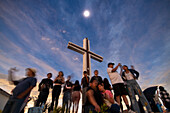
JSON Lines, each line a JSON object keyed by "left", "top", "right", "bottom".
{"left": 94, "top": 70, "right": 98, "bottom": 73}
{"left": 83, "top": 71, "right": 87, "bottom": 74}
{"left": 58, "top": 71, "right": 64, "bottom": 77}
{"left": 98, "top": 82, "right": 103, "bottom": 86}
{"left": 47, "top": 73, "right": 52, "bottom": 76}
{"left": 75, "top": 80, "right": 79, "bottom": 85}
{"left": 47, "top": 73, "right": 52, "bottom": 75}
{"left": 131, "top": 65, "right": 134, "bottom": 68}
{"left": 108, "top": 63, "right": 114, "bottom": 67}
{"left": 90, "top": 77, "right": 97, "bottom": 83}
{"left": 103, "top": 78, "right": 110, "bottom": 85}
{"left": 123, "top": 65, "right": 128, "bottom": 68}
{"left": 67, "top": 75, "right": 71, "bottom": 79}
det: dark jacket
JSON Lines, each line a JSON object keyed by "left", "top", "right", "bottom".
{"left": 122, "top": 69, "right": 139, "bottom": 81}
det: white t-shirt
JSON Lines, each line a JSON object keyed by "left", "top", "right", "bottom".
{"left": 107, "top": 68, "right": 124, "bottom": 85}
{"left": 124, "top": 71, "right": 134, "bottom": 80}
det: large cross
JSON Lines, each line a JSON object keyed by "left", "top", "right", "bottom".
{"left": 67, "top": 38, "right": 103, "bottom": 78}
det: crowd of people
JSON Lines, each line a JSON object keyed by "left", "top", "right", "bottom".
{"left": 2, "top": 62, "right": 170, "bottom": 113}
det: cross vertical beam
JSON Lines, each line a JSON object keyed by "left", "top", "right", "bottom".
{"left": 67, "top": 38, "right": 103, "bottom": 78}
{"left": 83, "top": 38, "right": 91, "bottom": 77}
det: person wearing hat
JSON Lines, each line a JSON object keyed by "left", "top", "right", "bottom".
{"left": 3, "top": 68, "right": 37, "bottom": 113}
{"left": 107, "top": 63, "right": 130, "bottom": 112}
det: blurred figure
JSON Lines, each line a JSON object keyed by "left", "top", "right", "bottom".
{"left": 8, "top": 67, "right": 19, "bottom": 85}
{"left": 3, "top": 68, "right": 37, "bottom": 113}
{"left": 81, "top": 71, "right": 89, "bottom": 106}
{"left": 72, "top": 80, "right": 81, "bottom": 113}
{"left": 91, "top": 70, "right": 102, "bottom": 84}
{"left": 62, "top": 75, "right": 73, "bottom": 113}
{"left": 36, "top": 73, "right": 53, "bottom": 107}
{"left": 49, "top": 71, "right": 64, "bottom": 111}
{"left": 98, "top": 83, "right": 120, "bottom": 113}
{"left": 107, "top": 62, "right": 130, "bottom": 112}
{"left": 103, "top": 78, "right": 112, "bottom": 91}
{"left": 122, "top": 65, "right": 152, "bottom": 113}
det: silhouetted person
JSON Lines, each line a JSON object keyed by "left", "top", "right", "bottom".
{"left": 72, "top": 80, "right": 81, "bottom": 113}
{"left": 81, "top": 71, "right": 89, "bottom": 106}
{"left": 36, "top": 73, "right": 53, "bottom": 107}
{"left": 49, "top": 71, "right": 64, "bottom": 111}
{"left": 91, "top": 70, "right": 102, "bottom": 84}
{"left": 62, "top": 75, "right": 73, "bottom": 113}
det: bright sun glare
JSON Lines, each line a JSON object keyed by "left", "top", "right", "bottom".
{"left": 83, "top": 10, "right": 90, "bottom": 18}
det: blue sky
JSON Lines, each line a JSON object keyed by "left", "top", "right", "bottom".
{"left": 0, "top": 0, "right": 170, "bottom": 93}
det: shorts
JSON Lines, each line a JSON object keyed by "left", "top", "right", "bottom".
{"left": 112, "top": 83, "right": 128, "bottom": 96}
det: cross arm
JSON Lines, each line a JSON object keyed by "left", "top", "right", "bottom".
{"left": 67, "top": 42, "right": 86, "bottom": 55}
{"left": 89, "top": 51, "right": 103, "bottom": 62}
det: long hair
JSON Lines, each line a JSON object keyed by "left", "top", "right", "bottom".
{"left": 75, "top": 80, "right": 79, "bottom": 85}
{"left": 58, "top": 71, "right": 64, "bottom": 77}
{"left": 103, "top": 78, "right": 110, "bottom": 85}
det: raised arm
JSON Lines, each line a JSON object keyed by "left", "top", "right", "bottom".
{"left": 8, "top": 68, "right": 22, "bottom": 85}
{"left": 112, "top": 63, "right": 121, "bottom": 72}
{"left": 119, "top": 65, "right": 123, "bottom": 75}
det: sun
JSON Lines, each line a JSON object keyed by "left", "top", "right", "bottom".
{"left": 83, "top": 10, "right": 90, "bottom": 18}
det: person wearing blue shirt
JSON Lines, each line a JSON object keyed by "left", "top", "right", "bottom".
{"left": 3, "top": 68, "right": 37, "bottom": 113}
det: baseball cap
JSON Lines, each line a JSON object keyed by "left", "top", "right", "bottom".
{"left": 108, "top": 62, "right": 115, "bottom": 67}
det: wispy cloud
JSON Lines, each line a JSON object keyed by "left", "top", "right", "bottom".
{"left": 27, "top": 54, "right": 58, "bottom": 77}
